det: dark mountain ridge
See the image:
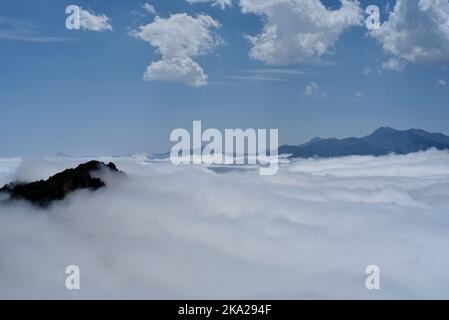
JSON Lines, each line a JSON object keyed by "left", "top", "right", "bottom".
{"left": 279, "top": 127, "right": 449, "bottom": 159}
{"left": 0, "top": 161, "right": 121, "bottom": 208}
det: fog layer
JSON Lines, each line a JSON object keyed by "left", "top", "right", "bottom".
{"left": 1, "top": 150, "right": 449, "bottom": 299}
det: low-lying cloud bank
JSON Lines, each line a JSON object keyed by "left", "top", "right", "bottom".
{"left": 1, "top": 150, "right": 449, "bottom": 299}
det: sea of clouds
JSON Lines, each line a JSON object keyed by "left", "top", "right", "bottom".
{"left": 1, "top": 150, "right": 449, "bottom": 299}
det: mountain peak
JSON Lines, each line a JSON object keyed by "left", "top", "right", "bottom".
{"left": 0, "top": 161, "right": 122, "bottom": 208}
{"left": 280, "top": 127, "right": 449, "bottom": 159}
{"left": 371, "top": 127, "right": 399, "bottom": 135}
{"left": 309, "top": 137, "right": 324, "bottom": 143}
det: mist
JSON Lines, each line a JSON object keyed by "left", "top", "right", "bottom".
{"left": 1, "top": 150, "right": 449, "bottom": 299}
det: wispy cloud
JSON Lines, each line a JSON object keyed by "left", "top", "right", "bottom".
{"left": 142, "top": 3, "right": 157, "bottom": 15}
{"left": 227, "top": 75, "right": 286, "bottom": 82}
{"left": 382, "top": 58, "right": 406, "bottom": 72}
{"left": 230, "top": 68, "right": 305, "bottom": 82}
{"left": 0, "top": 17, "right": 72, "bottom": 42}
{"left": 186, "top": 0, "right": 232, "bottom": 10}
{"left": 132, "top": 3, "right": 157, "bottom": 17}
{"left": 352, "top": 92, "right": 365, "bottom": 102}
{"left": 244, "top": 68, "right": 305, "bottom": 76}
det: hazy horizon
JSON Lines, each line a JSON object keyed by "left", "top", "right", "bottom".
{"left": 2, "top": 125, "right": 449, "bottom": 158}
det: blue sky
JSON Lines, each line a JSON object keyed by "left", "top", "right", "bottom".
{"left": 0, "top": 0, "right": 448, "bottom": 156}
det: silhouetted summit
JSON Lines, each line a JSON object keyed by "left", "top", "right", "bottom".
{"left": 279, "top": 127, "right": 449, "bottom": 158}
{"left": 0, "top": 161, "right": 121, "bottom": 207}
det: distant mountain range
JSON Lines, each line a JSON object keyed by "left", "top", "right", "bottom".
{"left": 279, "top": 127, "right": 449, "bottom": 158}
{"left": 51, "top": 127, "right": 449, "bottom": 161}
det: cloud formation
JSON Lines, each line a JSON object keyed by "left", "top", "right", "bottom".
{"left": 0, "top": 17, "right": 70, "bottom": 42}
{"left": 304, "top": 82, "right": 318, "bottom": 96}
{"left": 382, "top": 57, "right": 406, "bottom": 71}
{"left": 143, "top": 56, "right": 208, "bottom": 87}
{"left": 186, "top": 0, "right": 233, "bottom": 10}
{"left": 240, "top": 0, "right": 363, "bottom": 65}
{"left": 229, "top": 68, "right": 304, "bottom": 82}
{"left": 2, "top": 150, "right": 449, "bottom": 298}
{"left": 370, "top": 0, "right": 449, "bottom": 69}
{"left": 352, "top": 92, "right": 365, "bottom": 102}
{"left": 78, "top": 7, "right": 112, "bottom": 32}
{"left": 142, "top": 3, "right": 157, "bottom": 15}
{"left": 130, "top": 14, "right": 221, "bottom": 87}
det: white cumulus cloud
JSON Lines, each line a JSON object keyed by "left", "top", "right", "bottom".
{"left": 143, "top": 56, "right": 208, "bottom": 87}
{"left": 130, "top": 14, "right": 221, "bottom": 87}
{"left": 240, "top": 0, "right": 363, "bottom": 65}
{"left": 79, "top": 7, "right": 112, "bottom": 32}
{"left": 370, "top": 0, "right": 449, "bottom": 69}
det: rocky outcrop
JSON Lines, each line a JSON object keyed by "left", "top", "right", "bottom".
{"left": 0, "top": 161, "right": 121, "bottom": 208}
